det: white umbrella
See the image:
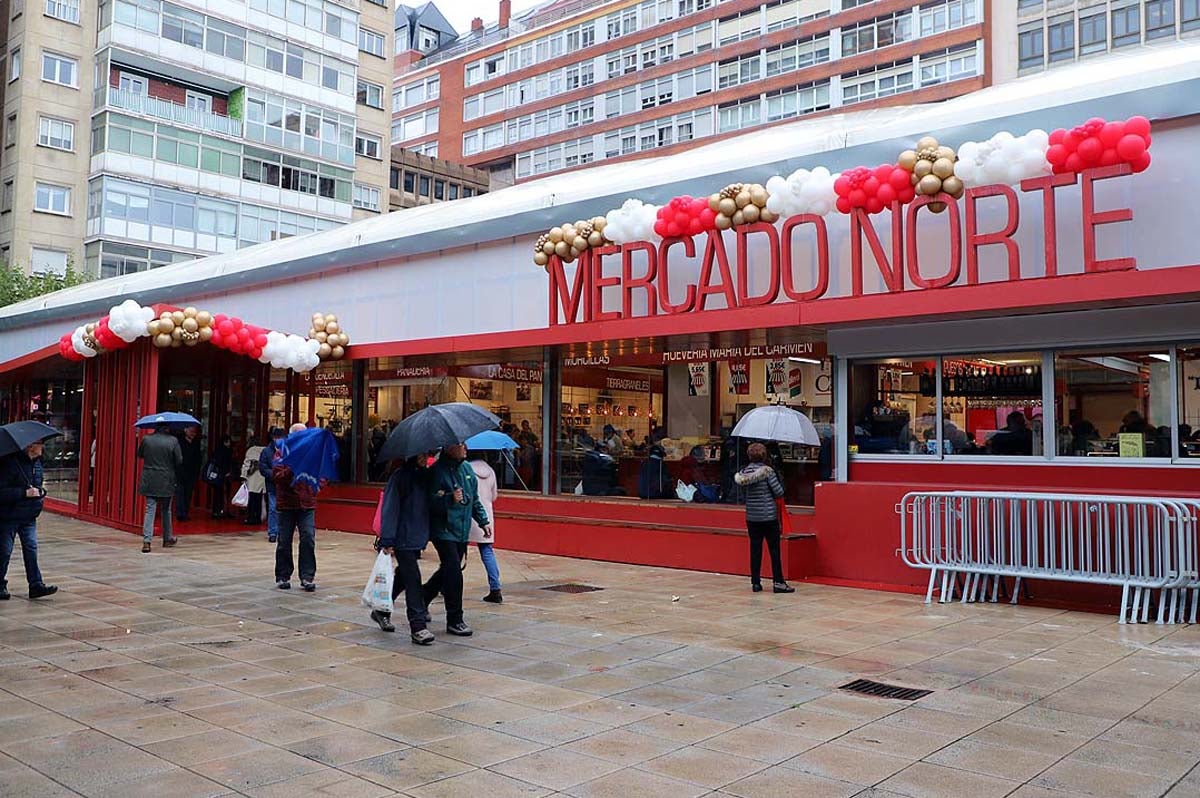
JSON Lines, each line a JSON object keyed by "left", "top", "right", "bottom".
{"left": 732, "top": 405, "right": 820, "bottom": 446}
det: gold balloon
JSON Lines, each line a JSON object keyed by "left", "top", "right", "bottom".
{"left": 898, "top": 150, "right": 918, "bottom": 170}
{"left": 568, "top": 246, "right": 580, "bottom": 259}
{"left": 572, "top": 235, "right": 588, "bottom": 251}
{"left": 170, "top": 327, "right": 183, "bottom": 341}
{"left": 917, "top": 174, "right": 943, "bottom": 195}
{"left": 548, "top": 227, "right": 563, "bottom": 244}
{"left": 749, "top": 185, "right": 768, "bottom": 207}
{"left": 170, "top": 337, "right": 182, "bottom": 348}
{"left": 339, "top": 332, "right": 349, "bottom": 346}
{"left": 587, "top": 231, "right": 604, "bottom": 247}
{"left": 154, "top": 333, "right": 172, "bottom": 348}
{"left": 326, "top": 321, "right": 339, "bottom": 334}
{"left": 171, "top": 310, "right": 185, "bottom": 325}
{"left": 160, "top": 311, "right": 172, "bottom": 321}
{"left": 911, "top": 173, "right": 920, "bottom": 186}
{"left": 718, "top": 197, "right": 737, "bottom": 217}
{"left": 931, "top": 157, "right": 955, "bottom": 179}
{"left": 760, "top": 208, "right": 779, "bottom": 224}
{"left": 147, "top": 320, "right": 162, "bottom": 336}
{"left": 708, "top": 193, "right": 722, "bottom": 212}
{"left": 591, "top": 216, "right": 606, "bottom": 230}
{"left": 542, "top": 241, "right": 556, "bottom": 255}
{"left": 330, "top": 346, "right": 345, "bottom": 360}
{"left": 936, "top": 145, "right": 956, "bottom": 161}
{"left": 199, "top": 326, "right": 213, "bottom": 342}
{"left": 941, "top": 175, "right": 964, "bottom": 197}
{"left": 534, "top": 251, "right": 549, "bottom": 267}
{"left": 917, "top": 135, "right": 939, "bottom": 150}
{"left": 318, "top": 342, "right": 332, "bottom": 358}
{"left": 913, "top": 159, "right": 933, "bottom": 178}
{"left": 326, "top": 313, "right": 337, "bottom": 323}
{"left": 196, "top": 310, "right": 212, "bottom": 327}
{"left": 86, "top": 322, "right": 96, "bottom": 334}
{"left": 929, "top": 201, "right": 947, "bottom": 214}
{"left": 158, "top": 317, "right": 175, "bottom": 334}
{"left": 184, "top": 337, "right": 199, "bottom": 347}
{"left": 561, "top": 224, "right": 576, "bottom": 241}
{"left": 554, "top": 241, "right": 570, "bottom": 257}
{"left": 742, "top": 204, "right": 760, "bottom": 224}
{"left": 732, "top": 209, "right": 745, "bottom": 226}
{"left": 734, "top": 191, "right": 751, "bottom": 209}
{"left": 714, "top": 214, "right": 733, "bottom": 230}
{"left": 182, "top": 318, "right": 199, "bottom": 333}
{"left": 315, "top": 330, "right": 328, "bottom": 343}
{"left": 183, "top": 307, "right": 197, "bottom": 318}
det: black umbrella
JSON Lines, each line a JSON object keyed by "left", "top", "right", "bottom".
{"left": 0, "top": 421, "right": 62, "bottom": 458}
{"left": 378, "top": 402, "right": 501, "bottom": 462}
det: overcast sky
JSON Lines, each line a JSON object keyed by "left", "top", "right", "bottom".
{"left": 435, "top": 0, "right": 545, "bottom": 33}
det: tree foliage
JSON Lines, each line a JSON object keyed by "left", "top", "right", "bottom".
{"left": 0, "top": 263, "right": 91, "bottom": 308}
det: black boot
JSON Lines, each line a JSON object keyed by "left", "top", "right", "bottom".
{"left": 0, "top": 584, "right": 9, "bottom": 600}
{"left": 29, "top": 583, "right": 58, "bottom": 599}
{"left": 773, "top": 581, "right": 795, "bottom": 594}
{"left": 482, "top": 590, "right": 503, "bottom": 604}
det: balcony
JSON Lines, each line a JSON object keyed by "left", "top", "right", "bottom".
{"left": 106, "top": 87, "right": 242, "bottom": 138}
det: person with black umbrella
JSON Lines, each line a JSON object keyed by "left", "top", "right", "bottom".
{"left": 372, "top": 453, "right": 436, "bottom": 644}
{"left": 0, "top": 429, "right": 59, "bottom": 600}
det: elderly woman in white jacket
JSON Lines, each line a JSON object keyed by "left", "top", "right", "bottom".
{"left": 241, "top": 443, "right": 267, "bottom": 525}
{"left": 468, "top": 456, "right": 502, "bottom": 603}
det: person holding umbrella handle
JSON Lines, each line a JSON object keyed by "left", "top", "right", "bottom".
{"left": 423, "top": 442, "right": 491, "bottom": 637}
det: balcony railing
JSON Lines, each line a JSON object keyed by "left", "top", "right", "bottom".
{"left": 106, "top": 87, "right": 242, "bottom": 138}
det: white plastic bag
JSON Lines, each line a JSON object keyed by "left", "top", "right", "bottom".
{"left": 360, "top": 552, "right": 394, "bottom": 614}
{"left": 675, "top": 480, "right": 697, "bottom": 502}
{"left": 231, "top": 482, "right": 250, "bottom": 508}
{"left": 574, "top": 481, "right": 584, "bottom": 495}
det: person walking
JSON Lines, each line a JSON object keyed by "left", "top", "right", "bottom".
{"left": 138, "top": 423, "right": 183, "bottom": 553}
{"left": 258, "top": 427, "right": 285, "bottom": 542}
{"left": 423, "top": 443, "right": 491, "bottom": 637}
{"left": 273, "top": 424, "right": 329, "bottom": 592}
{"left": 241, "top": 437, "right": 267, "bottom": 525}
{"left": 468, "top": 453, "right": 502, "bottom": 603}
{"left": 372, "top": 455, "right": 435, "bottom": 644}
{"left": 0, "top": 441, "right": 58, "bottom": 600}
{"left": 733, "top": 442, "right": 794, "bottom": 594}
{"left": 207, "top": 435, "right": 234, "bottom": 518}
{"left": 175, "top": 424, "right": 203, "bottom": 521}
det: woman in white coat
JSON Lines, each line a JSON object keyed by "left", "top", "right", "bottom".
{"left": 468, "top": 455, "right": 502, "bottom": 603}
{"left": 241, "top": 442, "right": 267, "bottom": 525}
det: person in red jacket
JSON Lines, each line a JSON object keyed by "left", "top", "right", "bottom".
{"left": 273, "top": 423, "right": 323, "bottom": 591}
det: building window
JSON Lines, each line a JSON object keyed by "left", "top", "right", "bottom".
{"left": 1047, "top": 15, "right": 1075, "bottom": 62}
{"left": 185, "top": 91, "right": 211, "bottom": 113}
{"left": 352, "top": 183, "right": 381, "bottom": 211}
{"left": 403, "top": 171, "right": 415, "bottom": 193}
{"left": 1, "top": 180, "right": 12, "bottom": 212}
{"left": 1112, "top": 4, "right": 1141, "bottom": 47}
{"left": 37, "top": 116, "right": 74, "bottom": 150}
{"left": 1018, "top": 24, "right": 1044, "bottom": 70}
{"left": 1144, "top": 0, "right": 1176, "bottom": 39}
{"left": 356, "top": 80, "right": 383, "bottom": 109}
{"left": 4, "top": 113, "right": 16, "bottom": 147}
{"left": 41, "top": 52, "right": 77, "bottom": 86}
{"left": 433, "top": 179, "right": 445, "bottom": 200}
{"left": 359, "top": 28, "right": 385, "bottom": 58}
{"left": 34, "top": 182, "right": 71, "bottom": 215}
{"left": 1079, "top": 13, "right": 1107, "bottom": 55}
{"left": 45, "top": 0, "right": 79, "bottom": 23}
{"left": 448, "top": 184, "right": 459, "bottom": 200}
{"left": 355, "top": 133, "right": 382, "bottom": 159}
{"left": 118, "top": 71, "right": 148, "bottom": 95}
{"left": 31, "top": 247, "right": 68, "bottom": 276}
{"left": 418, "top": 175, "right": 430, "bottom": 196}
{"left": 9, "top": 48, "right": 20, "bottom": 82}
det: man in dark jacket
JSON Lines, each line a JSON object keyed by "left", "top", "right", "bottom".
{"left": 373, "top": 455, "right": 435, "bottom": 644}
{"left": 138, "top": 424, "right": 183, "bottom": 552}
{"left": 423, "top": 443, "right": 490, "bottom": 637}
{"left": 273, "top": 424, "right": 321, "bottom": 591}
{"left": 259, "top": 427, "right": 286, "bottom": 543}
{"left": 175, "top": 424, "right": 204, "bottom": 521}
{"left": 0, "top": 441, "right": 58, "bottom": 600}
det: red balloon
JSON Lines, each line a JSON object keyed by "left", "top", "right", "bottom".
{"left": 1062, "top": 131, "right": 1080, "bottom": 150}
{"left": 876, "top": 183, "right": 896, "bottom": 205}
{"left": 872, "top": 164, "right": 892, "bottom": 182}
{"left": 1085, "top": 116, "right": 1105, "bottom": 129}
{"left": 1045, "top": 144, "right": 1068, "bottom": 167}
{"left": 237, "top": 327, "right": 251, "bottom": 341}
{"left": 211, "top": 332, "right": 223, "bottom": 348}
{"left": 1076, "top": 137, "right": 1103, "bottom": 164}
{"left": 865, "top": 197, "right": 883, "bottom": 215}
{"left": 687, "top": 217, "right": 702, "bottom": 235}
{"left": 673, "top": 211, "right": 689, "bottom": 226}
{"left": 1064, "top": 153, "right": 1084, "bottom": 173}
{"left": 1099, "top": 148, "right": 1121, "bottom": 167}
{"left": 666, "top": 222, "right": 681, "bottom": 238}
{"left": 653, "top": 219, "right": 668, "bottom": 237}
{"left": 229, "top": 317, "right": 243, "bottom": 329}
{"left": 848, "top": 189, "right": 867, "bottom": 207}
{"left": 1131, "top": 152, "right": 1151, "bottom": 173}
{"left": 863, "top": 176, "right": 881, "bottom": 195}
{"left": 253, "top": 333, "right": 268, "bottom": 348}
{"left": 1099, "top": 121, "right": 1125, "bottom": 148}
{"left": 1124, "top": 115, "right": 1151, "bottom": 139}
{"left": 689, "top": 197, "right": 707, "bottom": 214}
{"left": 250, "top": 347, "right": 263, "bottom": 359}
{"left": 1116, "top": 133, "right": 1146, "bottom": 161}
{"left": 888, "top": 168, "right": 910, "bottom": 190}
{"left": 699, "top": 208, "right": 716, "bottom": 227}
{"left": 217, "top": 320, "right": 234, "bottom": 336}
{"left": 833, "top": 175, "right": 851, "bottom": 196}
{"left": 835, "top": 196, "right": 852, "bottom": 214}
{"left": 1048, "top": 128, "right": 1065, "bottom": 145}
{"left": 898, "top": 185, "right": 916, "bottom": 204}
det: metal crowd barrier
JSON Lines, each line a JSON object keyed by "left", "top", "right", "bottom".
{"left": 898, "top": 491, "right": 1200, "bottom": 624}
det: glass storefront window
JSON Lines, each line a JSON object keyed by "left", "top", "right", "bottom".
{"left": 1056, "top": 349, "right": 1169, "bottom": 458}
{"left": 943, "top": 352, "right": 1042, "bottom": 456}
{"left": 849, "top": 358, "right": 939, "bottom": 455}
{"left": 293, "top": 361, "right": 355, "bottom": 480}
{"left": 1179, "top": 347, "right": 1200, "bottom": 459}
{"left": 18, "top": 364, "right": 85, "bottom": 503}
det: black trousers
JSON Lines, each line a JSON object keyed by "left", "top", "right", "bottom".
{"left": 746, "top": 519, "right": 784, "bottom": 585}
{"left": 209, "top": 480, "right": 226, "bottom": 515}
{"left": 390, "top": 549, "right": 428, "bottom": 632}
{"left": 275, "top": 508, "right": 316, "bottom": 583}
{"left": 422, "top": 539, "right": 465, "bottom": 626}
{"left": 245, "top": 491, "right": 263, "bottom": 524}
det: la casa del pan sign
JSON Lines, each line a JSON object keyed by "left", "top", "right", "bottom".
{"left": 546, "top": 164, "right": 1145, "bottom": 327}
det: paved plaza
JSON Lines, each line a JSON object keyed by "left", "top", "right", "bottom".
{"left": 1, "top": 515, "right": 1199, "bottom": 797}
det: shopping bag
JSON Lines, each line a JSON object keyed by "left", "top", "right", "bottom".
{"left": 231, "top": 482, "right": 250, "bottom": 508}
{"left": 370, "top": 491, "right": 384, "bottom": 535}
{"left": 776, "top": 497, "right": 794, "bottom": 535}
{"left": 360, "top": 551, "right": 394, "bottom": 613}
{"left": 675, "top": 480, "right": 697, "bottom": 502}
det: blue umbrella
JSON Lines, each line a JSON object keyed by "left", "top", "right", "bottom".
{"left": 465, "top": 430, "right": 521, "bottom": 450}
{"left": 278, "top": 427, "right": 339, "bottom": 492}
{"left": 0, "top": 421, "right": 61, "bottom": 458}
{"left": 134, "top": 411, "right": 201, "bottom": 429}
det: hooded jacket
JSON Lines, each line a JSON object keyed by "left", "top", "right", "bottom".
{"left": 468, "top": 459, "right": 498, "bottom": 544}
{"left": 0, "top": 451, "right": 45, "bottom": 524}
{"left": 379, "top": 460, "right": 431, "bottom": 551}
{"left": 733, "top": 463, "right": 785, "bottom": 523}
{"left": 428, "top": 454, "right": 490, "bottom": 543}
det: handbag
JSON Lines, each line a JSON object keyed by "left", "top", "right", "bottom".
{"left": 202, "top": 459, "right": 221, "bottom": 484}
{"left": 370, "top": 491, "right": 384, "bottom": 535}
{"left": 776, "top": 496, "right": 794, "bottom": 535}
{"left": 231, "top": 482, "right": 250, "bottom": 507}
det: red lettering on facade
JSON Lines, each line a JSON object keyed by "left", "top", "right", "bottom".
{"left": 1080, "top": 163, "right": 1136, "bottom": 273}
{"left": 850, "top": 204, "right": 904, "bottom": 296}
{"left": 780, "top": 214, "right": 829, "bottom": 301}
{"left": 1020, "top": 172, "right": 1076, "bottom": 277}
{"left": 657, "top": 236, "right": 698, "bottom": 314}
{"left": 696, "top": 231, "right": 738, "bottom": 312}
{"left": 621, "top": 242, "right": 659, "bottom": 319}
{"left": 905, "top": 193, "right": 962, "bottom": 289}
{"left": 736, "top": 222, "right": 781, "bottom": 306}
{"left": 964, "top": 184, "right": 1020, "bottom": 284}
{"left": 590, "top": 245, "right": 622, "bottom": 322}
{"left": 548, "top": 252, "right": 591, "bottom": 325}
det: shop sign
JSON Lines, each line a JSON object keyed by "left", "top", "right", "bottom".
{"left": 766, "top": 359, "right": 787, "bottom": 394}
{"left": 661, "top": 342, "right": 820, "bottom": 365}
{"left": 367, "top": 365, "right": 448, "bottom": 381}
{"left": 303, "top": 369, "right": 352, "bottom": 399}
{"left": 789, "top": 367, "right": 803, "bottom": 399}
{"left": 457, "top": 364, "right": 543, "bottom": 383}
{"left": 729, "top": 359, "right": 751, "bottom": 395}
{"left": 605, "top": 375, "right": 651, "bottom": 392}
{"left": 548, "top": 166, "right": 1139, "bottom": 326}
{"left": 688, "top": 363, "right": 709, "bottom": 396}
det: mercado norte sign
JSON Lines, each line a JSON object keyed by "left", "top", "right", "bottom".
{"left": 539, "top": 116, "right": 1158, "bottom": 327}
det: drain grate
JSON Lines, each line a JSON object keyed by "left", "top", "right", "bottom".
{"left": 839, "top": 678, "right": 932, "bottom": 701}
{"left": 541, "top": 583, "right": 604, "bottom": 594}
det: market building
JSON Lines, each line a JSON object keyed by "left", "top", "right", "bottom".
{"left": 1, "top": 46, "right": 1198, "bottom": 607}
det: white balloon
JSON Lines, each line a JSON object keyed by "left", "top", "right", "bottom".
{"left": 604, "top": 199, "right": 661, "bottom": 245}
{"left": 762, "top": 165, "right": 838, "bottom": 217}
{"left": 955, "top": 128, "right": 1051, "bottom": 188}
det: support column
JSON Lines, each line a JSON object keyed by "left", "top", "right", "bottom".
{"left": 541, "top": 346, "right": 559, "bottom": 495}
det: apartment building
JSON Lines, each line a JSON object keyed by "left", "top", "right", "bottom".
{"left": 993, "top": 0, "right": 1199, "bottom": 80}
{"left": 0, "top": 0, "right": 392, "bottom": 278}
{"left": 392, "top": 0, "right": 988, "bottom": 184}
{"left": 388, "top": 144, "right": 489, "bottom": 210}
